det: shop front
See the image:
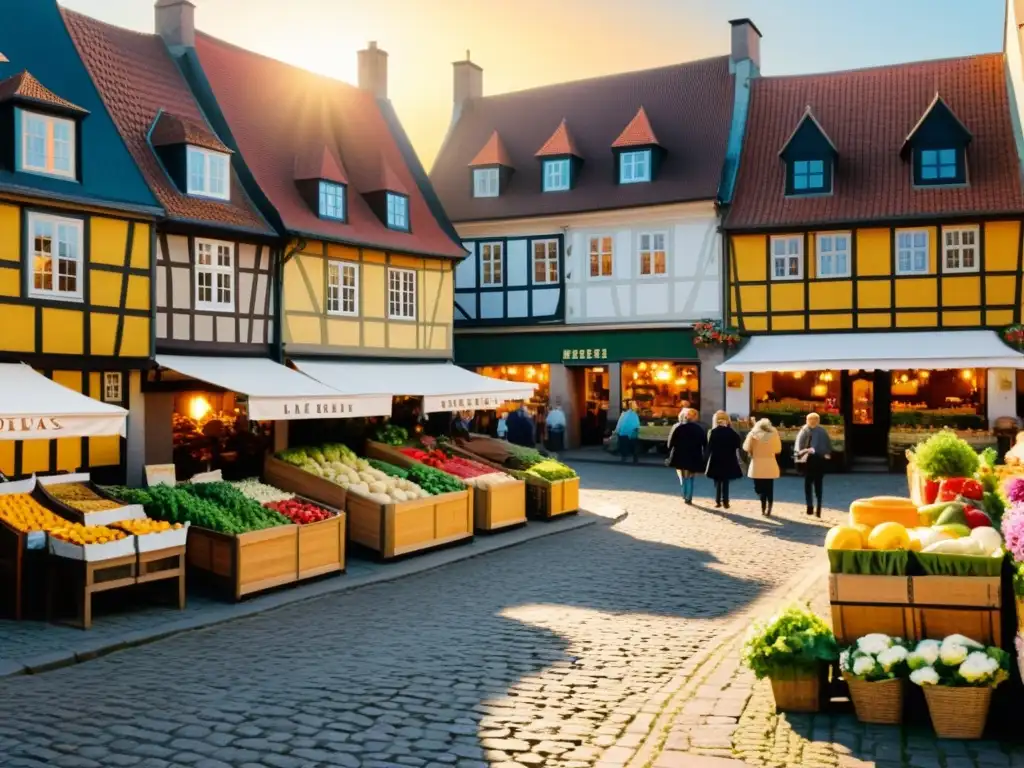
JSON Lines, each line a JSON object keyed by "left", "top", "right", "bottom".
{"left": 719, "top": 330, "right": 1022, "bottom": 467}
{"left": 454, "top": 327, "right": 703, "bottom": 449}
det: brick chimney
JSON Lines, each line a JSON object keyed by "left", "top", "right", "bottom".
{"left": 155, "top": 0, "right": 195, "bottom": 51}
{"left": 728, "top": 18, "right": 762, "bottom": 74}
{"left": 358, "top": 41, "right": 388, "bottom": 100}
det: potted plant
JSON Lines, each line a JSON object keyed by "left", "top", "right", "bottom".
{"left": 741, "top": 604, "right": 838, "bottom": 713}
{"left": 908, "top": 635, "right": 1010, "bottom": 739}
{"left": 839, "top": 634, "right": 908, "bottom": 724}
{"left": 692, "top": 319, "right": 742, "bottom": 349}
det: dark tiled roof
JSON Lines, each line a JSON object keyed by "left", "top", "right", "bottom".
{"left": 431, "top": 57, "right": 734, "bottom": 222}
{"left": 0, "top": 70, "right": 88, "bottom": 114}
{"left": 150, "top": 111, "right": 231, "bottom": 154}
{"left": 725, "top": 53, "right": 1024, "bottom": 230}
{"left": 535, "top": 119, "right": 581, "bottom": 157}
{"left": 193, "top": 32, "right": 465, "bottom": 259}
{"left": 612, "top": 106, "right": 659, "bottom": 148}
{"left": 294, "top": 145, "right": 348, "bottom": 184}
{"left": 62, "top": 9, "right": 272, "bottom": 234}
{"left": 469, "top": 131, "right": 513, "bottom": 167}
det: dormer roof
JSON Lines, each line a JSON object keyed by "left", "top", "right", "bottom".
{"left": 0, "top": 70, "right": 88, "bottom": 116}
{"left": 294, "top": 144, "right": 349, "bottom": 184}
{"left": 899, "top": 92, "right": 972, "bottom": 158}
{"left": 611, "top": 107, "right": 660, "bottom": 149}
{"left": 150, "top": 111, "right": 231, "bottom": 154}
{"left": 535, "top": 119, "right": 581, "bottom": 158}
{"left": 778, "top": 105, "right": 837, "bottom": 156}
{"left": 469, "top": 130, "right": 513, "bottom": 167}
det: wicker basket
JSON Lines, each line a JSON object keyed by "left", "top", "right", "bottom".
{"left": 769, "top": 669, "right": 821, "bottom": 713}
{"left": 923, "top": 686, "right": 992, "bottom": 739}
{"left": 846, "top": 677, "right": 903, "bottom": 725}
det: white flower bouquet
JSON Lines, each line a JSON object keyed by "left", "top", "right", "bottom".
{"left": 840, "top": 634, "right": 909, "bottom": 682}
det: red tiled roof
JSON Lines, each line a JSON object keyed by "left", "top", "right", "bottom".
{"left": 900, "top": 93, "right": 970, "bottom": 157}
{"left": 294, "top": 145, "right": 349, "bottom": 184}
{"left": 431, "top": 57, "right": 734, "bottom": 222}
{"left": 779, "top": 106, "right": 836, "bottom": 155}
{"left": 61, "top": 9, "right": 272, "bottom": 234}
{"left": 0, "top": 70, "right": 88, "bottom": 115}
{"left": 611, "top": 106, "right": 659, "bottom": 148}
{"left": 150, "top": 111, "right": 231, "bottom": 154}
{"left": 535, "top": 118, "right": 581, "bottom": 157}
{"left": 725, "top": 54, "right": 1024, "bottom": 230}
{"left": 468, "top": 130, "right": 512, "bottom": 167}
{"left": 194, "top": 32, "right": 465, "bottom": 259}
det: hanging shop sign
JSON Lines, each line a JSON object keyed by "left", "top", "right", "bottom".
{"left": 425, "top": 394, "right": 514, "bottom": 412}
{"left": 0, "top": 413, "right": 125, "bottom": 440}
{"left": 456, "top": 328, "right": 698, "bottom": 367}
{"left": 250, "top": 395, "right": 395, "bottom": 421}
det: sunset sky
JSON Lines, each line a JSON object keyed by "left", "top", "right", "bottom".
{"left": 61, "top": 0, "right": 1006, "bottom": 169}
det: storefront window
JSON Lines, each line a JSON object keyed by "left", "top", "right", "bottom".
{"left": 891, "top": 369, "right": 986, "bottom": 429}
{"left": 621, "top": 361, "right": 699, "bottom": 422}
{"left": 474, "top": 365, "right": 550, "bottom": 414}
{"left": 751, "top": 370, "right": 841, "bottom": 425}
{"left": 172, "top": 391, "right": 271, "bottom": 480}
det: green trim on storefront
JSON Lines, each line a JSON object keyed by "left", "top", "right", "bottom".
{"left": 454, "top": 327, "right": 698, "bottom": 366}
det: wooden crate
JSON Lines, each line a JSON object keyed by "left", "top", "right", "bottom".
{"left": 263, "top": 454, "right": 347, "bottom": 510}
{"left": 365, "top": 441, "right": 527, "bottom": 533}
{"left": 346, "top": 488, "right": 472, "bottom": 560}
{"left": 0, "top": 522, "right": 46, "bottom": 620}
{"left": 297, "top": 512, "right": 346, "bottom": 581}
{"left": 829, "top": 574, "right": 914, "bottom": 644}
{"left": 35, "top": 474, "right": 144, "bottom": 527}
{"left": 187, "top": 524, "right": 299, "bottom": 601}
{"left": 47, "top": 553, "right": 138, "bottom": 630}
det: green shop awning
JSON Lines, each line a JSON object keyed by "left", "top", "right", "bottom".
{"left": 454, "top": 327, "right": 698, "bottom": 367}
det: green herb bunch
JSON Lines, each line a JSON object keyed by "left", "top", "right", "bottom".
{"left": 910, "top": 430, "right": 980, "bottom": 480}
{"left": 741, "top": 604, "right": 838, "bottom": 680}
{"left": 406, "top": 463, "right": 464, "bottom": 495}
{"left": 368, "top": 458, "right": 409, "bottom": 479}
{"left": 525, "top": 460, "right": 577, "bottom": 481}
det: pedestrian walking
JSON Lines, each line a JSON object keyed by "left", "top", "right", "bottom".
{"left": 506, "top": 405, "right": 535, "bottom": 448}
{"left": 545, "top": 399, "right": 567, "bottom": 452}
{"left": 496, "top": 412, "right": 508, "bottom": 440}
{"left": 743, "top": 417, "right": 782, "bottom": 517}
{"left": 614, "top": 401, "right": 641, "bottom": 464}
{"left": 795, "top": 412, "right": 832, "bottom": 517}
{"left": 705, "top": 410, "right": 743, "bottom": 509}
{"left": 666, "top": 408, "right": 707, "bottom": 504}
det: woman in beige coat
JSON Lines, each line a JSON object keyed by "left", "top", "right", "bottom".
{"left": 743, "top": 418, "right": 782, "bottom": 517}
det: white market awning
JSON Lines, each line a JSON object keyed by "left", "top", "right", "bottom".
{"left": 293, "top": 360, "right": 537, "bottom": 413}
{"left": 155, "top": 355, "right": 393, "bottom": 421}
{"left": 717, "top": 330, "right": 1024, "bottom": 373}
{"left": 0, "top": 363, "right": 126, "bottom": 440}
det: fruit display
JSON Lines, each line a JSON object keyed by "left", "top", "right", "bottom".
{"left": 849, "top": 497, "right": 920, "bottom": 528}
{"left": 0, "top": 493, "right": 70, "bottom": 533}
{"left": 106, "top": 483, "right": 290, "bottom": 535}
{"left": 453, "top": 435, "right": 577, "bottom": 479}
{"left": 231, "top": 478, "right": 294, "bottom": 504}
{"left": 264, "top": 498, "right": 334, "bottom": 525}
{"left": 48, "top": 522, "right": 128, "bottom": 545}
{"left": 393, "top": 446, "right": 517, "bottom": 490}
{"left": 110, "top": 519, "right": 184, "bottom": 535}
{"left": 45, "top": 482, "right": 122, "bottom": 513}
{"left": 276, "top": 444, "right": 430, "bottom": 504}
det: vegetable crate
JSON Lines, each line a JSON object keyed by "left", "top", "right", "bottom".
{"left": 0, "top": 520, "right": 46, "bottom": 620}
{"left": 35, "top": 473, "right": 146, "bottom": 527}
{"left": 345, "top": 488, "right": 472, "bottom": 560}
{"left": 365, "top": 441, "right": 527, "bottom": 533}
{"left": 263, "top": 454, "right": 348, "bottom": 511}
{"left": 829, "top": 574, "right": 1002, "bottom": 647}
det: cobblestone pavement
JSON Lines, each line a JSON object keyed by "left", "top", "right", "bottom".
{"left": 0, "top": 466, "right": 903, "bottom": 768}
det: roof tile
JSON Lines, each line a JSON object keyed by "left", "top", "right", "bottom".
{"left": 611, "top": 106, "right": 659, "bottom": 148}
{"left": 0, "top": 69, "right": 88, "bottom": 115}
{"left": 468, "top": 130, "right": 513, "bottom": 167}
{"left": 535, "top": 118, "right": 581, "bottom": 157}
{"left": 726, "top": 54, "right": 1024, "bottom": 230}
{"left": 150, "top": 111, "right": 231, "bottom": 154}
{"left": 294, "top": 145, "right": 349, "bottom": 184}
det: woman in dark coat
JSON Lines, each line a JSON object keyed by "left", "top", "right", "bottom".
{"left": 667, "top": 408, "right": 707, "bottom": 505}
{"left": 705, "top": 410, "right": 743, "bottom": 509}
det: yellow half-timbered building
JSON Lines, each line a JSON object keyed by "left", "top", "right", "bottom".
{"left": 719, "top": 51, "right": 1024, "bottom": 462}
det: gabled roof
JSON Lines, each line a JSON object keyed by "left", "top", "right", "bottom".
{"left": 150, "top": 111, "right": 231, "bottom": 154}
{"left": 294, "top": 145, "right": 349, "bottom": 184}
{"left": 0, "top": 70, "right": 88, "bottom": 115}
{"left": 191, "top": 32, "right": 465, "bottom": 259}
{"left": 778, "top": 105, "right": 837, "bottom": 156}
{"left": 900, "top": 92, "right": 972, "bottom": 157}
{"left": 535, "top": 119, "right": 581, "bottom": 158}
{"left": 431, "top": 57, "right": 734, "bottom": 222}
{"left": 725, "top": 54, "right": 1024, "bottom": 231}
{"left": 62, "top": 8, "right": 272, "bottom": 235}
{"left": 469, "top": 130, "right": 512, "bottom": 167}
{"left": 611, "top": 106, "right": 660, "bottom": 149}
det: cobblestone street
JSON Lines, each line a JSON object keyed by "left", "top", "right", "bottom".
{"left": 0, "top": 465, "right": 902, "bottom": 768}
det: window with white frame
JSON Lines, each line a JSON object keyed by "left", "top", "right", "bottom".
{"left": 619, "top": 150, "right": 651, "bottom": 184}
{"left": 543, "top": 159, "right": 570, "bottom": 192}
{"left": 386, "top": 193, "right": 409, "bottom": 231}
{"left": 326, "top": 261, "right": 358, "bottom": 315}
{"left": 186, "top": 146, "right": 230, "bottom": 200}
{"left": 770, "top": 236, "right": 803, "bottom": 280}
{"left": 943, "top": 226, "right": 978, "bottom": 273}
{"left": 480, "top": 242, "right": 503, "bottom": 286}
{"left": 815, "top": 233, "right": 851, "bottom": 278}
{"left": 473, "top": 167, "right": 499, "bottom": 198}
{"left": 588, "top": 236, "right": 614, "bottom": 278}
{"left": 102, "top": 372, "right": 123, "bottom": 403}
{"left": 20, "top": 110, "right": 75, "bottom": 179}
{"left": 27, "top": 212, "right": 83, "bottom": 301}
{"left": 896, "top": 229, "right": 929, "bottom": 275}
{"left": 638, "top": 232, "right": 667, "bottom": 276}
{"left": 532, "top": 239, "right": 559, "bottom": 284}
{"left": 194, "top": 238, "right": 234, "bottom": 311}
{"left": 388, "top": 267, "right": 416, "bottom": 320}
{"left": 319, "top": 181, "right": 346, "bottom": 220}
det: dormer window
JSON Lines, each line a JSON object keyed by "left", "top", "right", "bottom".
{"left": 318, "top": 181, "right": 346, "bottom": 221}
{"left": 543, "top": 158, "right": 570, "bottom": 192}
{"left": 473, "top": 167, "right": 499, "bottom": 198}
{"left": 779, "top": 106, "right": 837, "bottom": 197}
{"left": 917, "top": 148, "right": 961, "bottom": 184}
{"left": 187, "top": 146, "right": 230, "bottom": 200}
{"left": 19, "top": 110, "right": 75, "bottom": 179}
{"left": 901, "top": 93, "right": 971, "bottom": 187}
{"left": 791, "top": 159, "right": 826, "bottom": 192}
{"left": 619, "top": 150, "right": 651, "bottom": 184}
{"left": 386, "top": 192, "right": 409, "bottom": 231}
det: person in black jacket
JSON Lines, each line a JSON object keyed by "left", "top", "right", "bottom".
{"left": 666, "top": 408, "right": 707, "bottom": 504}
{"left": 506, "top": 405, "right": 535, "bottom": 448}
{"left": 705, "top": 410, "right": 743, "bottom": 509}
